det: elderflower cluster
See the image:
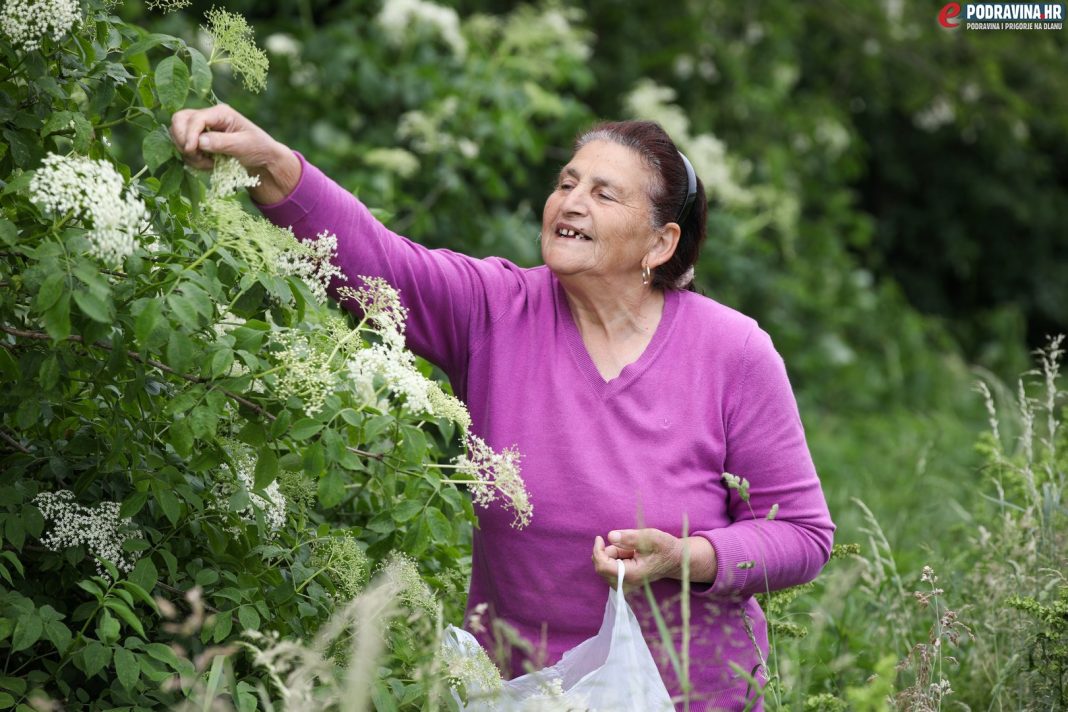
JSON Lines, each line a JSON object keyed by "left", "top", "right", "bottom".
{"left": 213, "top": 448, "right": 288, "bottom": 534}
{"left": 454, "top": 432, "right": 531, "bottom": 528}
{"left": 377, "top": 0, "right": 466, "bottom": 58}
{"left": 274, "top": 331, "right": 338, "bottom": 417}
{"left": 338, "top": 276, "right": 408, "bottom": 349}
{"left": 146, "top": 0, "right": 191, "bottom": 13}
{"left": 33, "top": 490, "right": 141, "bottom": 577}
{"left": 347, "top": 343, "right": 433, "bottom": 413}
{"left": 0, "top": 0, "right": 80, "bottom": 51}
{"left": 442, "top": 635, "right": 503, "bottom": 698}
{"left": 380, "top": 552, "right": 438, "bottom": 616}
{"left": 277, "top": 231, "right": 347, "bottom": 303}
{"left": 202, "top": 7, "right": 269, "bottom": 93}
{"left": 29, "top": 154, "right": 149, "bottom": 265}
{"left": 208, "top": 156, "right": 261, "bottom": 200}
{"left": 310, "top": 534, "right": 370, "bottom": 601}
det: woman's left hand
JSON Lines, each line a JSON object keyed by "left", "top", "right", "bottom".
{"left": 593, "top": 529, "right": 719, "bottom": 590}
{"left": 592, "top": 528, "right": 683, "bottom": 590}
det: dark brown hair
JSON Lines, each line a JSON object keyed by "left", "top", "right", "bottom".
{"left": 575, "top": 120, "right": 708, "bottom": 291}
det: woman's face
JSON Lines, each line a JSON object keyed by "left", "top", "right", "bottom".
{"left": 540, "top": 140, "right": 660, "bottom": 284}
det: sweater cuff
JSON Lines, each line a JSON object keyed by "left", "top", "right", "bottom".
{"left": 255, "top": 151, "right": 322, "bottom": 227}
{"left": 694, "top": 528, "right": 752, "bottom": 598}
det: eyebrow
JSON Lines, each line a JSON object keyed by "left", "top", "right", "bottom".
{"left": 558, "top": 166, "right": 627, "bottom": 194}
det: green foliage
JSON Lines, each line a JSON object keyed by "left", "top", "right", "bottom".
{"left": 0, "top": 1, "right": 523, "bottom": 707}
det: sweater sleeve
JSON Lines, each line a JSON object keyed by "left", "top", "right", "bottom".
{"left": 694, "top": 327, "right": 835, "bottom": 599}
{"left": 257, "top": 152, "right": 521, "bottom": 377}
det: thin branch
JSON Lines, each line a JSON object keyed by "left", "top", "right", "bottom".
{"left": 0, "top": 427, "right": 30, "bottom": 454}
{"left": 0, "top": 325, "right": 384, "bottom": 461}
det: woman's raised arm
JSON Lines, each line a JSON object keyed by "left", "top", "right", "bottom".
{"left": 170, "top": 104, "right": 301, "bottom": 205}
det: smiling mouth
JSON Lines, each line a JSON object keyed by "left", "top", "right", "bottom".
{"left": 557, "top": 228, "right": 592, "bottom": 241}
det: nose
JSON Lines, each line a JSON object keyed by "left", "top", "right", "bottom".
{"left": 560, "top": 185, "right": 590, "bottom": 217}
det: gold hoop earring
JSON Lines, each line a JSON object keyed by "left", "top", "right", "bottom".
{"left": 641, "top": 264, "right": 651, "bottom": 286}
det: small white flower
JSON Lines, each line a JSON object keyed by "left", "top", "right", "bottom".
{"left": 0, "top": 0, "right": 80, "bottom": 51}
{"left": 212, "top": 446, "right": 288, "bottom": 535}
{"left": 29, "top": 154, "right": 149, "bottom": 265}
{"left": 208, "top": 156, "right": 261, "bottom": 200}
{"left": 453, "top": 432, "right": 531, "bottom": 528}
{"left": 33, "top": 490, "right": 141, "bottom": 578}
{"left": 277, "top": 230, "right": 346, "bottom": 303}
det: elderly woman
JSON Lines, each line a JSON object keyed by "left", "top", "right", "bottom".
{"left": 171, "top": 106, "right": 835, "bottom": 711}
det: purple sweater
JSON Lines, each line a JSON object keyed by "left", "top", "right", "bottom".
{"left": 260, "top": 155, "right": 835, "bottom": 711}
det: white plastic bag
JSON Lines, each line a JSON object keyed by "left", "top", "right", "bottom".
{"left": 443, "top": 560, "right": 673, "bottom": 711}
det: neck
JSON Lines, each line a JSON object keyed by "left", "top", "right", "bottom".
{"left": 558, "top": 274, "right": 665, "bottom": 340}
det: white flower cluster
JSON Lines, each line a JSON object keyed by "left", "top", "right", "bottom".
{"left": 213, "top": 449, "right": 288, "bottom": 534}
{"left": 208, "top": 156, "right": 261, "bottom": 200}
{"left": 275, "top": 332, "right": 339, "bottom": 417}
{"left": 377, "top": 0, "right": 466, "bottom": 58}
{"left": 277, "top": 230, "right": 347, "bottom": 303}
{"left": 339, "top": 276, "right": 409, "bottom": 350}
{"left": 32, "top": 490, "right": 141, "bottom": 577}
{"left": 454, "top": 432, "right": 531, "bottom": 528}
{"left": 29, "top": 153, "right": 149, "bottom": 265}
{"left": 348, "top": 343, "right": 433, "bottom": 414}
{"left": 0, "top": 0, "right": 80, "bottom": 51}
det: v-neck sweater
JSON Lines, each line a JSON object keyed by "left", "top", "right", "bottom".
{"left": 260, "top": 154, "right": 835, "bottom": 710}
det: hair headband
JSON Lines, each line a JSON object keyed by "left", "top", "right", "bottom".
{"left": 675, "top": 151, "right": 697, "bottom": 225}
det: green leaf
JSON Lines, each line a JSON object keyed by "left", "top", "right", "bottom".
{"left": 134, "top": 299, "right": 164, "bottom": 348}
{"left": 119, "top": 491, "right": 149, "bottom": 519}
{"left": 124, "top": 32, "right": 177, "bottom": 58}
{"left": 209, "top": 348, "right": 234, "bottom": 378}
{"left": 167, "top": 292, "right": 202, "bottom": 330}
{"left": 142, "top": 127, "right": 176, "bottom": 173}
{"left": 43, "top": 619, "right": 71, "bottom": 655}
{"left": 253, "top": 448, "right": 278, "bottom": 490}
{"left": 391, "top": 500, "right": 422, "bottom": 523}
{"left": 114, "top": 646, "right": 140, "bottom": 690}
{"left": 155, "top": 55, "right": 190, "bottom": 113}
{"left": 426, "top": 508, "right": 453, "bottom": 542}
{"left": 236, "top": 604, "right": 259, "bottom": 631}
{"left": 38, "top": 354, "right": 59, "bottom": 390}
{"left": 118, "top": 578, "right": 159, "bottom": 613}
{"left": 73, "top": 289, "right": 113, "bottom": 323}
{"left": 96, "top": 609, "right": 120, "bottom": 643}
{"left": 10, "top": 615, "right": 41, "bottom": 652}
{"left": 105, "top": 599, "right": 146, "bottom": 637}
{"left": 81, "top": 641, "right": 111, "bottom": 677}
{"left": 156, "top": 488, "right": 181, "bottom": 525}
{"left": 145, "top": 642, "right": 181, "bottom": 670}
{"left": 212, "top": 611, "right": 233, "bottom": 643}
{"left": 318, "top": 469, "right": 345, "bottom": 508}
{"left": 188, "top": 47, "right": 213, "bottom": 96}
{"left": 302, "top": 442, "right": 325, "bottom": 477}
{"left": 34, "top": 272, "right": 66, "bottom": 313}
{"left": 0, "top": 692, "right": 13, "bottom": 708}
{"left": 166, "top": 331, "right": 194, "bottom": 373}
{"left": 0, "top": 218, "right": 16, "bottom": 246}
{"left": 42, "top": 292, "right": 71, "bottom": 341}
{"left": 289, "top": 418, "right": 323, "bottom": 440}
{"left": 169, "top": 418, "right": 194, "bottom": 458}
{"left": 0, "top": 676, "right": 26, "bottom": 694}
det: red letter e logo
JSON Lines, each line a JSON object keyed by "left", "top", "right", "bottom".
{"left": 939, "top": 2, "right": 962, "bottom": 28}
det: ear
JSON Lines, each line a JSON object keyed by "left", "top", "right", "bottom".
{"left": 646, "top": 222, "right": 681, "bottom": 270}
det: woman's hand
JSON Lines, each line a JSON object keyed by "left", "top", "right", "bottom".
{"left": 592, "top": 528, "right": 718, "bottom": 590}
{"left": 169, "top": 104, "right": 301, "bottom": 205}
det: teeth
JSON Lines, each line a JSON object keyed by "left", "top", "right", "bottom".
{"left": 558, "top": 228, "right": 591, "bottom": 240}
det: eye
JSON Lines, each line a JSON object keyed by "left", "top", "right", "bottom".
{"left": 596, "top": 190, "right": 616, "bottom": 202}
{"left": 557, "top": 180, "right": 574, "bottom": 191}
